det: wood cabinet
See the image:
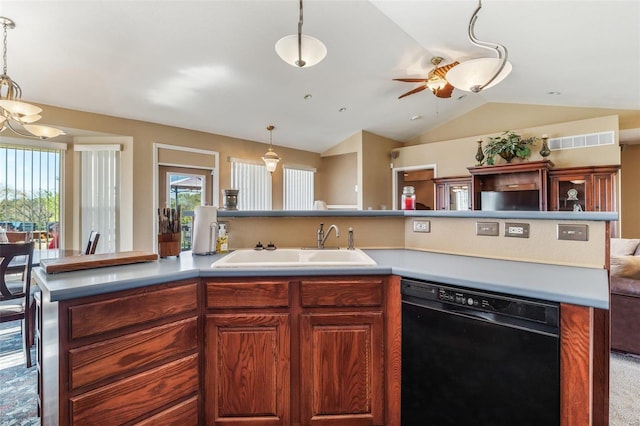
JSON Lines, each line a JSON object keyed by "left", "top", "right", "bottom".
{"left": 468, "top": 160, "right": 553, "bottom": 211}
{"left": 204, "top": 276, "right": 400, "bottom": 426}
{"left": 548, "top": 165, "right": 619, "bottom": 212}
{"left": 433, "top": 176, "right": 472, "bottom": 210}
{"left": 55, "top": 280, "right": 201, "bottom": 425}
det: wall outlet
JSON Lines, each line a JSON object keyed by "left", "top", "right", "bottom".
{"left": 412, "top": 220, "right": 430, "bottom": 233}
{"left": 504, "top": 222, "right": 530, "bottom": 238}
{"left": 557, "top": 224, "right": 589, "bottom": 241}
{"left": 476, "top": 222, "right": 499, "bottom": 236}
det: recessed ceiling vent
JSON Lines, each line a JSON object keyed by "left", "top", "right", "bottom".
{"left": 548, "top": 131, "right": 615, "bottom": 151}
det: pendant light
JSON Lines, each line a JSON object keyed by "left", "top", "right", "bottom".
{"left": 445, "top": 0, "right": 512, "bottom": 93}
{"left": 275, "top": 0, "right": 327, "bottom": 68}
{"left": 262, "top": 125, "right": 280, "bottom": 173}
{"left": 0, "top": 17, "right": 65, "bottom": 139}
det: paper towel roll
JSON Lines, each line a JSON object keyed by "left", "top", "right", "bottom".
{"left": 192, "top": 206, "right": 218, "bottom": 255}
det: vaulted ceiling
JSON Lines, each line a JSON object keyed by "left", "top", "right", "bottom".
{"left": 2, "top": 1, "right": 639, "bottom": 152}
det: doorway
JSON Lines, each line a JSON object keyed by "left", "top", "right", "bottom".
{"left": 159, "top": 167, "right": 211, "bottom": 251}
{"left": 392, "top": 165, "right": 437, "bottom": 210}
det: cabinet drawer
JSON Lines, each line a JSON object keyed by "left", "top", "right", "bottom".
{"left": 301, "top": 278, "right": 384, "bottom": 307}
{"left": 206, "top": 280, "right": 289, "bottom": 309}
{"left": 133, "top": 396, "right": 198, "bottom": 426}
{"left": 69, "top": 317, "right": 198, "bottom": 390}
{"left": 70, "top": 354, "right": 199, "bottom": 425}
{"left": 68, "top": 282, "right": 198, "bottom": 340}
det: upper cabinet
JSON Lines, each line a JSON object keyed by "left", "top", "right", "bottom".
{"left": 433, "top": 176, "right": 472, "bottom": 211}
{"left": 548, "top": 165, "right": 620, "bottom": 212}
{"left": 467, "top": 160, "right": 554, "bottom": 211}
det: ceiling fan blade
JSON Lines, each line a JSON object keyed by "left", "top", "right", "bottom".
{"left": 393, "top": 78, "right": 428, "bottom": 83}
{"left": 398, "top": 85, "right": 427, "bottom": 99}
{"left": 435, "top": 82, "right": 455, "bottom": 99}
{"left": 434, "top": 61, "right": 460, "bottom": 79}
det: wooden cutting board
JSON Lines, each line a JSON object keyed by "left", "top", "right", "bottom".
{"left": 40, "top": 251, "right": 159, "bottom": 274}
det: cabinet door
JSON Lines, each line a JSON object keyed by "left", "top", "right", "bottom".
{"left": 300, "top": 312, "right": 384, "bottom": 426}
{"left": 592, "top": 173, "right": 615, "bottom": 212}
{"left": 205, "top": 313, "right": 290, "bottom": 426}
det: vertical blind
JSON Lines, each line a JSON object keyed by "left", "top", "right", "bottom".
{"left": 284, "top": 166, "right": 314, "bottom": 210}
{"left": 78, "top": 146, "right": 120, "bottom": 253}
{"left": 230, "top": 159, "right": 271, "bottom": 210}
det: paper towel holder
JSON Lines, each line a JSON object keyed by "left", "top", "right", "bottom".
{"left": 194, "top": 221, "right": 218, "bottom": 256}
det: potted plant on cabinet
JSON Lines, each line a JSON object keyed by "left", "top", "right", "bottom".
{"left": 483, "top": 131, "right": 538, "bottom": 165}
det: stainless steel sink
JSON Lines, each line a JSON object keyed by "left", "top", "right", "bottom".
{"left": 211, "top": 248, "right": 377, "bottom": 268}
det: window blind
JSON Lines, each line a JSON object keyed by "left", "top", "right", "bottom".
{"left": 284, "top": 166, "right": 314, "bottom": 210}
{"left": 230, "top": 159, "right": 271, "bottom": 210}
{"left": 78, "top": 147, "right": 120, "bottom": 253}
{"left": 0, "top": 143, "right": 62, "bottom": 243}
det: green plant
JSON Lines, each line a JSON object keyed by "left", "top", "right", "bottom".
{"left": 483, "top": 131, "right": 538, "bottom": 165}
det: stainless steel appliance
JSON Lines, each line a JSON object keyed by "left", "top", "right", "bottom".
{"left": 401, "top": 278, "right": 560, "bottom": 425}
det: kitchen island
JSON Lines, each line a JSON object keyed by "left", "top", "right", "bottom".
{"left": 34, "top": 245, "right": 610, "bottom": 425}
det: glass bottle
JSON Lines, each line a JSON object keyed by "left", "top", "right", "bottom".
{"left": 402, "top": 186, "right": 416, "bottom": 210}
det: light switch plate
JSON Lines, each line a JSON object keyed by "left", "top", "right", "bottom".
{"left": 476, "top": 222, "right": 499, "bottom": 236}
{"left": 557, "top": 224, "right": 589, "bottom": 241}
{"left": 412, "top": 220, "right": 430, "bottom": 233}
{"left": 505, "top": 222, "right": 530, "bottom": 238}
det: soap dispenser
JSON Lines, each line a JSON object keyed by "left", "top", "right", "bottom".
{"left": 216, "top": 224, "right": 229, "bottom": 253}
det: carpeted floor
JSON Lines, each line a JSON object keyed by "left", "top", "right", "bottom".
{"left": 1, "top": 320, "right": 639, "bottom": 425}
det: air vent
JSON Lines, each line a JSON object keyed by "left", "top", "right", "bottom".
{"left": 548, "top": 131, "right": 615, "bottom": 151}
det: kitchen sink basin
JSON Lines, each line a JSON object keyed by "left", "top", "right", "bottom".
{"left": 211, "top": 248, "right": 377, "bottom": 268}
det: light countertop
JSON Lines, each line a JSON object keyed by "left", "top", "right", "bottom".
{"left": 33, "top": 249, "right": 609, "bottom": 309}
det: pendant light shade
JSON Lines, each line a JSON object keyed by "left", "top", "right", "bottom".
{"left": 275, "top": 0, "right": 326, "bottom": 68}
{"left": 446, "top": 58, "right": 512, "bottom": 92}
{"left": 275, "top": 34, "right": 327, "bottom": 68}
{"left": 262, "top": 125, "right": 280, "bottom": 173}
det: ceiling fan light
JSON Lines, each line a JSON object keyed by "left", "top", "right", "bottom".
{"left": 0, "top": 99, "right": 42, "bottom": 117}
{"left": 445, "top": 58, "right": 512, "bottom": 92}
{"left": 23, "top": 124, "right": 66, "bottom": 139}
{"left": 275, "top": 34, "right": 327, "bottom": 68}
{"left": 426, "top": 76, "right": 447, "bottom": 93}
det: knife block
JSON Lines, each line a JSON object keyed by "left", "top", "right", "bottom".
{"left": 158, "top": 233, "right": 181, "bottom": 258}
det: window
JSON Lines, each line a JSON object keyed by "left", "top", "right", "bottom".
{"left": 230, "top": 159, "right": 271, "bottom": 210}
{"left": 0, "top": 139, "right": 65, "bottom": 248}
{"left": 75, "top": 144, "right": 120, "bottom": 253}
{"left": 284, "top": 166, "right": 315, "bottom": 210}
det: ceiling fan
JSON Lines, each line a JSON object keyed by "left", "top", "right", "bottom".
{"left": 393, "top": 57, "right": 460, "bottom": 99}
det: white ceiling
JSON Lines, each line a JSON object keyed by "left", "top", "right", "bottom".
{"left": 1, "top": 1, "right": 639, "bottom": 152}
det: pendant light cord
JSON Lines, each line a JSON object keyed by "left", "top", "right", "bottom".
{"left": 296, "top": 0, "right": 305, "bottom": 67}
{"left": 467, "top": 0, "right": 509, "bottom": 92}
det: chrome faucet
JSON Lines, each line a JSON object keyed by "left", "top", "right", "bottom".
{"left": 317, "top": 223, "right": 340, "bottom": 249}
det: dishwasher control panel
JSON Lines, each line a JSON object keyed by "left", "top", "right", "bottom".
{"left": 402, "top": 279, "right": 559, "bottom": 327}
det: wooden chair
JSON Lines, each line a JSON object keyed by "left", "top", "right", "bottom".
{"left": 85, "top": 231, "right": 100, "bottom": 255}
{"left": 0, "top": 242, "right": 35, "bottom": 368}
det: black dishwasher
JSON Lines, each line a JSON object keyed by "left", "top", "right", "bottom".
{"left": 401, "top": 278, "right": 560, "bottom": 426}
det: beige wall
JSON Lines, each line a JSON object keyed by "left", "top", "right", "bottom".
{"left": 409, "top": 103, "right": 640, "bottom": 145}
{"left": 217, "top": 215, "right": 608, "bottom": 268}
{"left": 362, "top": 131, "right": 404, "bottom": 210}
{"left": 621, "top": 144, "right": 640, "bottom": 238}
{"left": 395, "top": 115, "right": 621, "bottom": 176}
{"left": 41, "top": 104, "right": 322, "bottom": 251}
{"left": 316, "top": 153, "right": 358, "bottom": 207}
